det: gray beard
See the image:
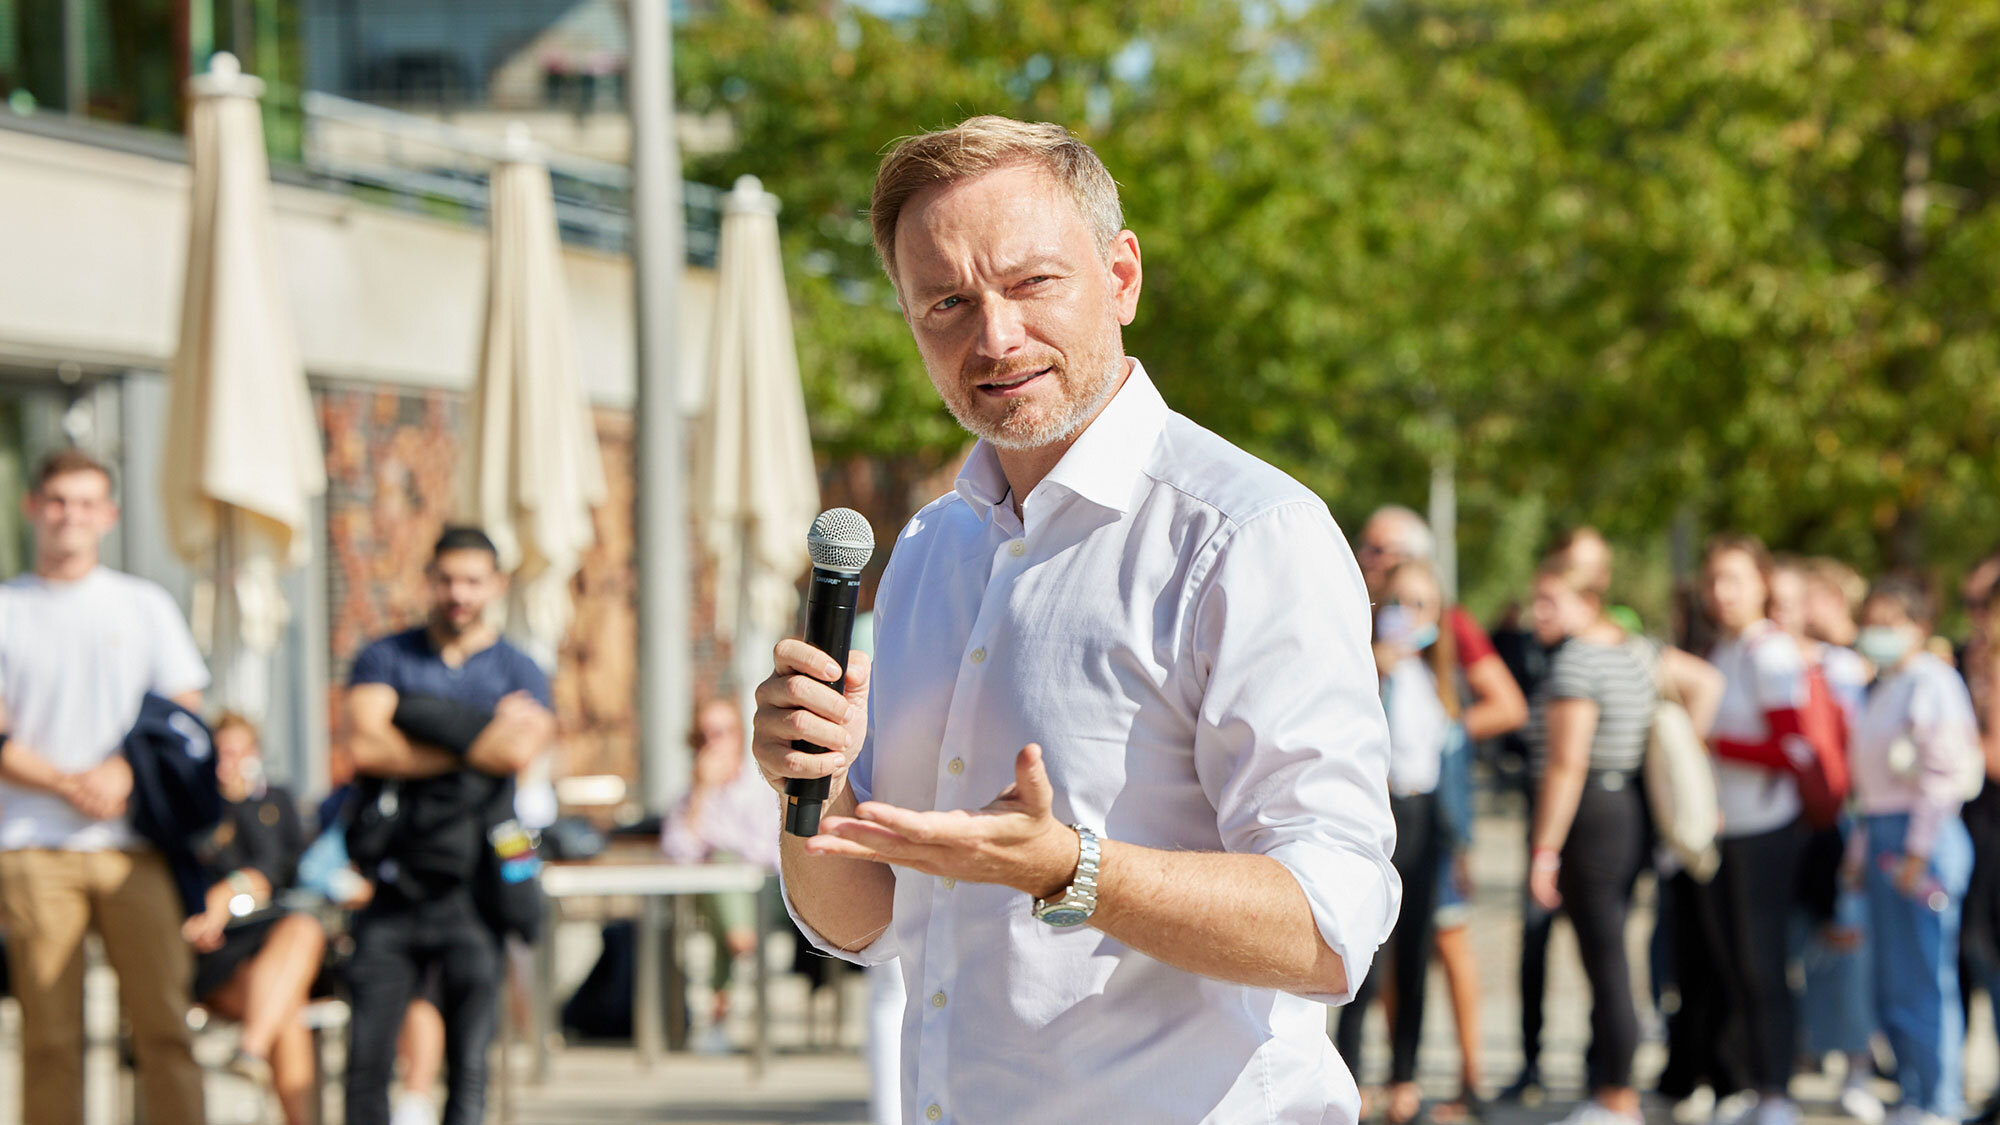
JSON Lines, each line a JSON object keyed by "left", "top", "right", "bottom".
{"left": 953, "top": 355, "right": 1124, "bottom": 452}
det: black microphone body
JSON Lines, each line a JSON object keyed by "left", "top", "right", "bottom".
{"left": 784, "top": 565, "right": 862, "bottom": 836}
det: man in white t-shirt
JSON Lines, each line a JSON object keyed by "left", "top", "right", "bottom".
{"left": 0, "top": 448, "right": 209, "bottom": 1125}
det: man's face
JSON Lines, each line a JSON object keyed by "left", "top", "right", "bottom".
{"left": 427, "top": 549, "right": 503, "bottom": 636}
{"left": 894, "top": 163, "right": 1142, "bottom": 452}
{"left": 1357, "top": 514, "right": 1413, "bottom": 597}
{"left": 25, "top": 469, "right": 117, "bottom": 562}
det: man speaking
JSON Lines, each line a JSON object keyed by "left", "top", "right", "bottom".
{"left": 753, "top": 116, "right": 1399, "bottom": 1124}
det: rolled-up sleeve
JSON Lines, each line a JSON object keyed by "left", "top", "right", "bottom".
{"left": 1188, "top": 501, "right": 1401, "bottom": 1005}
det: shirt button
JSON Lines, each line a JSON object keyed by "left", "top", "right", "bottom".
{"left": 947, "top": 757, "right": 964, "bottom": 775}
{"left": 969, "top": 647, "right": 986, "bottom": 664}
{"left": 931, "top": 990, "right": 947, "bottom": 1008}
{"left": 926, "top": 1106, "right": 943, "bottom": 1122}
{"left": 941, "top": 877, "right": 956, "bottom": 890}
{"left": 1009, "top": 540, "right": 1026, "bottom": 557}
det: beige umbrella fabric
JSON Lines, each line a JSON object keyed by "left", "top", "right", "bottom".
{"left": 465, "top": 127, "right": 607, "bottom": 671}
{"left": 161, "top": 51, "right": 327, "bottom": 718}
{"left": 695, "top": 175, "right": 821, "bottom": 678}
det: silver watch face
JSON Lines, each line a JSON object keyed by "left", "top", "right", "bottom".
{"left": 1037, "top": 905, "right": 1091, "bottom": 928}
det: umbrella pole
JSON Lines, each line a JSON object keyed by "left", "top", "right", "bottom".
{"left": 734, "top": 522, "right": 763, "bottom": 769}
{"left": 213, "top": 510, "right": 235, "bottom": 717}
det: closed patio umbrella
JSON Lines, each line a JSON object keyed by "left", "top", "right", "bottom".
{"left": 694, "top": 175, "right": 821, "bottom": 694}
{"left": 161, "top": 52, "right": 327, "bottom": 720}
{"left": 465, "top": 126, "right": 607, "bottom": 671}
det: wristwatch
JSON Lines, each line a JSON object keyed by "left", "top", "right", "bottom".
{"left": 226, "top": 870, "right": 259, "bottom": 918}
{"left": 1031, "top": 825, "right": 1100, "bottom": 928}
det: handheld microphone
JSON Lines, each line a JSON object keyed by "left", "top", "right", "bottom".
{"left": 784, "top": 507, "right": 875, "bottom": 836}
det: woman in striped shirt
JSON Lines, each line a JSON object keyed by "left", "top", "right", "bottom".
{"left": 1528, "top": 547, "right": 1721, "bottom": 1125}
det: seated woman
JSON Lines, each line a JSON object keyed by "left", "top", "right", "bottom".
{"left": 661, "top": 697, "right": 778, "bottom": 1044}
{"left": 183, "top": 712, "right": 327, "bottom": 1125}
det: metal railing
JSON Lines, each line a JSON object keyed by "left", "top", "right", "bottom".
{"left": 0, "top": 90, "right": 720, "bottom": 264}
{"left": 299, "top": 90, "right": 720, "bottom": 262}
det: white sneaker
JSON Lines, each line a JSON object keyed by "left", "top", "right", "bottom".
{"left": 1884, "top": 1106, "right": 1923, "bottom": 1125}
{"left": 1713, "top": 1092, "right": 1761, "bottom": 1125}
{"left": 1557, "top": 1101, "right": 1644, "bottom": 1125}
{"left": 390, "top": 1092, "right": 440, "bottom": 1125}
{"left": 1674, "top": 1088, "right": 1717, "bottom": 1125}
{"left": 1840, "top": 1085, "right": 1886, "bottom": 1125}
{"left": 1756, "top": 1097, "right": 1801, "bottom": 1125}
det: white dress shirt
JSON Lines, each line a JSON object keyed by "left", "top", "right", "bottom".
{"left": 785, "top": 361, "right": 1399, "bottom": 1125}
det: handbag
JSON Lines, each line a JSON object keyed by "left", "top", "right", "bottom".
{"left": 1642, "top": 641, "right": 1722, "bottom": 881}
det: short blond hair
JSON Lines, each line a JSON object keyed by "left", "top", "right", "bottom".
{"left": 870, "top": 115, "right": 1123, "bottom": 291}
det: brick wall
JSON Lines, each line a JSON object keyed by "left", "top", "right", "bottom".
{"left": 316, "top": 384, "right": 730, "bottom": 788}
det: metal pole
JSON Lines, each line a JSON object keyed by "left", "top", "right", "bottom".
{"left": 1428, "top": 432, "right": 1458, "bottom": 603}
{"left": 61, "top": 0, "right": 86, "bottom": 114}
{"left": 627, "top": 0, "right": 691, "bottom": 812}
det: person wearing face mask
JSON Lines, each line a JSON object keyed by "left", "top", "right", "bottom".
{"left": 1335, "top": 559, "right": 1456, "bottom": 1125}
{"left": 1525, "top": 548, "right": 1720, "bottom": 1125}
{"left": 1846, "top": 576, "right": 1981, "bottom": 1125}
{"left": 1688, "top": 535, "right": 1813, "bottom": 1125}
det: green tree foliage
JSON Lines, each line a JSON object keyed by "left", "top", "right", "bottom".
{"left": 678, "top": 0, "right": 2000, "bottom": 615}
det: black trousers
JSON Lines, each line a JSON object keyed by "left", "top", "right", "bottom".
{"left": 1659, "top": 818, "right": 1804, "bottom": 1099}
{"left": 345, "top": 890, "right": 503, "bottom": 1125}
{"left": 1519, "top": 793, "right": 1556, "bottom": 1074}
{"left": 1337, "top": 791, "right": 1441, "bottom": 1085}
{"left": 1557, "top": 778, "right": 1648, "bottom": 1090}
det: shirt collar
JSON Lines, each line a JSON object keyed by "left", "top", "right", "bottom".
{"left": 953, "top": 358, "right": 1168, "bottom": 522}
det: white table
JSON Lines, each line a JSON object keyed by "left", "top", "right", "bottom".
{"left": 531, "top": 860, "right": 772, "bottom": 1083}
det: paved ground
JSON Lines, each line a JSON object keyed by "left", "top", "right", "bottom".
{"left": 3, "top": 786, "right": 1996, "bottom": 1123}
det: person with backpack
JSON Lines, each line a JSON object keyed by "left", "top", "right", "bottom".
{"left": 1847, "top": 576, "right": 1982, "bottom": 1125}
{"left": 1695, "top": 534, "right": 1830, "bottom": 1125}
{"left": 342, "top": 526, "right": 555, "bottom": 1125}
{"left": 0, "top": 449, "right": 210, "bottom": 1125}
{"left": 1525, "top": 545, "right": 1720, "bottom": 1125}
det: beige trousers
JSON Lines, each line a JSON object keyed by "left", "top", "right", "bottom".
{"left": 0, "top": 847, "right": 204, "bottom": 1125}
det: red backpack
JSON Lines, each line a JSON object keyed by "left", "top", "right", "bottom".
{"left": 1792, "top": 660, "right": 1851, "bottom": 829}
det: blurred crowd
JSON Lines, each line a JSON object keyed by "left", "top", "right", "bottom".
{"left": 1342, "top": 504, "right": 2000, "bottom": 1125}
{"left": 0, "top": 449, "right": 783, "bottom": 1125}
{"left": 7, "top": 437, "right": 2000, "bottom": 1125}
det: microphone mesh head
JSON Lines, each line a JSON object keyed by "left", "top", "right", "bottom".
{"left": 807, "top": 508, "right": 875, "bottom": 574}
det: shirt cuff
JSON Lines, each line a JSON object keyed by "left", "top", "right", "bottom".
{"left": 1904, "top": 798, "right": 1951, "bottom": 859}
{"left": 1266, "top": 837, "right": 1401, "bottom": 1006}
{"left": 778, "top": 868, "right": 898, "bottom": 968}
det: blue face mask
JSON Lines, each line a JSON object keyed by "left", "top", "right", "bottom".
{"left": 1377, "top": 605, "right": 1439, "bottom": 651}
{"left": 1855, "top": 625, "right": 1915, "bottom": 670}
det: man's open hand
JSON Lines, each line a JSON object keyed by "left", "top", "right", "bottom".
{"left": 805, "top": 743, "right": 1082, "bottom": 901}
